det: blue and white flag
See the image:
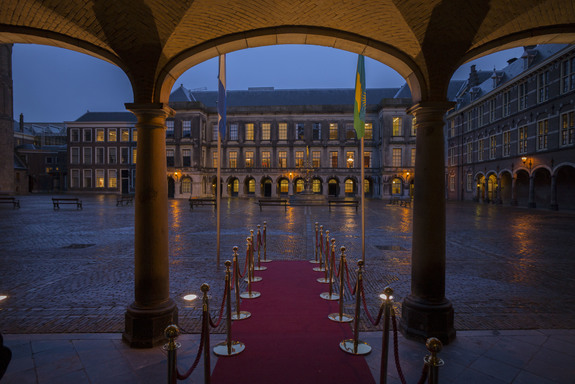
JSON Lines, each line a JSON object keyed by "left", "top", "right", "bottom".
{"left": 217, "top": 54, "right": 227, "bottom": 138}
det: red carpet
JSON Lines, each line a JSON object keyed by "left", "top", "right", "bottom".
{"left": 211, "top": 261, "right": 375, "bottom": 384}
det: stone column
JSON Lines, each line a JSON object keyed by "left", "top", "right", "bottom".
{"left": 528, "top": 173, "right": 536, "bottom": 208}
{"left": 511, "top": 173, "right": 518, "bottom": 206}
{"left": 550, "top": 173, "right": 558, "bottom": 210}
{"left": 400, "top": 102, "right": 456, "bottom": 345}
{"left": 123, "top": 103, "right": 178, "bottom": 348}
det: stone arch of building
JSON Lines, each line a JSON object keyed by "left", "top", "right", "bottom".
{"left": 555, "top": 164, "right": 575, "bottom": 210}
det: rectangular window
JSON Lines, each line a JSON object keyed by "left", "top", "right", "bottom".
{"left": 96, "top": 128, "right": 105, "bottom": 142}
{"left": 411, "top": 148, "right": 416, "bottom": 166}
{"left": 83, "top": 169, "right": 92, "bottom": 189}
{"left": 245, "top": 123, "right": 254, "bottom": 141}
{"left": 489, "top": 98, "right": 496, "bottom": 122}
{"left": 230, "top": 123, "right": 238, "bottom": 140}
{"left": 467, "top": 173, "right": 473, "bottom": 192}
{"left": 278, "top": 123, "right": 287, "bottom": 140}
{"left": 538, "top": 71, "right": 550, "bottom": 103}
{"left": 83, "top": 129, "right": 92, "bottom": 142}
{"left": 329, "top": 123, "right": 338, "bottom": 140}
{"left": 132, "top": 128, "right": 137, "bottom": 142}
{"left": 245, "top": 151, "right": 254, "bottom": 168}
{"left": 537, "top": 119, "right": 548, "bottom": 150}
{"left": 478, "top": 139, "right": 484, "bottom": 161}
{"left": 166, "top": 148, "right": 174, "bottom": 167}
{"left": 503, "top": 90, "right": 511, "bottom": 117}
{"left": 229, "top": 151, "right": 237, "bottom": 168}
{"left": 70, "top": 169, "right": 80, "bottom": 188}
{"left": 295, "top": 151, "right": 304, "bottom": 168}
{"left": 120, "top": 147, "right": 129, "bottom": 164}
{"left": 467, "top": 142, "right": 473, "bottom": 163}
{"left": 108, "top": 128, "right": 117, "bottom": 142}
{"left": 278, "top": 151, "right": 287, "bottom": 168}
{"left": 392, "top": 117, "right": 402, "bottom": 136}
{"left": 503, "top": 131, "right": 511, "bottom": 156}
{"left": 450, "top": 120, "right": 455, "bottom": 138}
{"left": 449, "top": 174, "right": 455, "bottom": 192}
{"left": 490, "top": 135, "right": 497, "bottom": 159}
{"left": 411, "top": 117, "right": 417, "bottom": 136}
{"left": 518, "top": 82, "right": 528, "bottom": 110}
{"left": 70, "top": 129, "right": 80, "bottom": 142}
{"left": 364, "top": 152, "right": 371, "bottom": 168}
{"left": 182, "top": 121, "right": 191, "bottom": 138}
{"left": 518, "top": 126, "right": 528, "bottom": 154}
{"left": 108, "top": 169, "right": 117, "bottom": 189}
{"left": 296, "top": 123, "right": 305, "bottom": 140}
{"left": 346, "top": 123, "right": 355, "bottom": 140}
{"left": 478, "top": 104, "right": 485, "bottom": 127}
{"left": 364, "top": 123, "right": 373, "bottom": 140}
{"left": 108, "top": 147, "right": 117, "bottom": 164}
{"left": 561, "top": 58, "right": 575, "bottom": 93}
{"left": 346, "top": 151, "right": 355, "bottom": 168}
{"left": 166, "top": 120, "right": 174, "bottom": 138}
{"left": 212, "top": 151, "right": 218, "bottom": 168}
{"left": 330, "top": 151, "right": 338, "bottom": 168}
{"left": 312, "top": 123, "right": 321, "bottom": 140}
{"left": 83, "top": 147, "right": 92, "bottom": 164}
{"left": 392, "top": 148, "right": 402, "bottom": 167}
{"left": 96, "top": 169, "right": 105, "bottom": 188}
{"left": 95, "top": 147, "right": 105, "bottom": 164}
{"left": 132, "top": 148, "right": 137, "bottom": 164}
{"left": 182, "top": 148, "right": 191, "bottom": 167}
{"left": 262, "top": 123, "right": 271, "bottom": 141}
{"left": 261, "top": 151, "right": 271, "bottom": 168}
{"left": 212, "top": 123, "right": 219, "bottom": 141}
{"left": 312, "top": 151, "right": 320, "bottom": 168}
{"left": 561, "top": 111, "right": 575, "bottom": 146}
{"left": 121, "top": 128, "right": 130, "bottom": 142}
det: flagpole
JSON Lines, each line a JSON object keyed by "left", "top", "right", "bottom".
{"left": 216, "top": 134, "right": 221, "bottom": 267}
{"left": 361, "top": 137, "right": 365, "bottom": 263}
{"left": 216, "top": 54, "right": 226, "bottom": 269}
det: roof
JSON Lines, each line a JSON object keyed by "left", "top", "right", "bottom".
{"left": 13, "top": 121, "right": 66, "bottom": 136}
{"left": 73, "top": 112, "right": 137, "bottom": 123}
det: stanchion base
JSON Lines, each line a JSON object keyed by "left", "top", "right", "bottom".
{"left": 254, "top": 266, "right": 267, "bottom": 271}
{"left": 260, "top": 259, "right": 272, "bottom": 263}
{"left": 320, "top": 292, "right": 340, "bottom": 301}
{"left": 231, "top": 311, "right": 251, "bottom": 320}
{"left": 317, "top": 277, "right": 333, "bottom": 284}
{"left": 244, "top": 276, "right": 262, "bottom": 283}
{"left": 240, "top": 291, "right": 261, "bottom": 299}
{"left": 309, "top": 260, "right": 319, "bottom": 264}
{"left": 340, "top": 339, "right": 371, "bottom": 355}
{"left": 213, "top": 341, "right": 246, "bottom": 356}
{"left": 328, "top": 313, "right": 353, "bottom": 323}
{"left": 313, "top": 267, "right": 326, "bottom": 272}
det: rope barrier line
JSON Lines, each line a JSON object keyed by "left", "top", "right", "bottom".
{"left": 417, "top": 365, "right": 430, "bottom": 384}
{"left": 232, "top": 246, "right": 251, "bottom": 321}
{"left": 391, "top": 310, "right": 407, "bottom": 384}
{"left": 175, "top": 324, "right": 205, "bottom": 380}
{"left": 209, "top": 282, "right": 228, "bottom": 329}
{"left": 359, "top": 280, "right": 384, "bottom": 326}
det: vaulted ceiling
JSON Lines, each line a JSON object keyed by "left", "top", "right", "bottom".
{"left": 1, "top": 0, "right": 574, "bottom": 102}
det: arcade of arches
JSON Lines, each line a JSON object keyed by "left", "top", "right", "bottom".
{"left": 1, "top": 0, "right": 574, "bottom": 347}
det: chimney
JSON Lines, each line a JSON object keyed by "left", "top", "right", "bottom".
{"left": 19, "top": 113, "right": 23, "bottom": 132}
{"left": 468, "top": 65, "right": 479, "bottom": 87}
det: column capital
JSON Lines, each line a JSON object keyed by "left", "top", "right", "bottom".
{"left": 125, "top": 102, "right": 175, "bottom": 117}
{"left": 407, "top": 100, "right": 455, "bottom": 116}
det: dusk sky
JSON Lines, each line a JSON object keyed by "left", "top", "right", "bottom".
{"left": 12, "top": 44, "right": 523, "bottom": 123}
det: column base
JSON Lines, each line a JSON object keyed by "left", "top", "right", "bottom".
{"left": 528, "top": 202, "right": 536, "bottom": 208}
{"left": 400, "top": 295, "right": 456, "bottom": 345}
{"left": 123, "top": 299, "right": 178, "bottom": 348}
{"left": 550, "top": 203, "right": 558, "bottom": 211}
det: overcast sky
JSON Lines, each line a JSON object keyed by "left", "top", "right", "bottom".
{"left": 12, "top": 44, "right": 523, "bottom": 122}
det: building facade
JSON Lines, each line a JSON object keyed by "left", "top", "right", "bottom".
{"left": 446, "top": 44, "right": 575, "bottom": 210}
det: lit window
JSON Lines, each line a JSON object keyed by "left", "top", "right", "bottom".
{"left": 132, "top": 128, "right": 137, "bottom": 142}
{"left": 245, "top": 151, "right": 254, "bottom": 167}
{"left": 537, "top": 119, "right": 548, "bottom": 150}
{"left": 280, "top": 179, "right": 289, "bottom": 194}
{"left": 392, "top": 117, "right": 402, "bottom": 136}
{"left": 278, "top": 151, "right": 287, "bottom": 168}
{"left": 391, "top": 178, "right": 402, "bottom": 195}
{"left": 312, "top": 179, "right": 321, "bottom": 193}
{"left": 312, "top": 151, "right": 320, "bottom": 168}
{"left": 363, "top": 179, "right": 370, "bottom": 194}
{"left": 132, "top": 148, "right": 137, "bottom": 164}
{"left": 182, "top": 178, "right": 192, "bottom": 194}
{"left": 229, "top": 151, "right": 237, "bottom": 168}
{"left": 363, "top": 152, "right": 371, "bottom": 168}
{"left": 346, "top": 152, "right": 354, "bottom": 168}
{"left": 411, "top": 117, "right": 417, "bottom": 136}
{"left": 411, "top": 148, "right": 416, "bottom": 166}
{"left": 561, "top": 111, "right": 574, "bottom": 146}
{"left": 261, "top": 151, "right": 271, "bottom": 168}
{"left": 329, "top": 123, "right": 338, "bottom": 140}
{"left": 245, "top": 123, "right": 254, "bottom": 141}
{"left": 212, "top": 151, "right": 218, "bottom": 168}
{"left": 345, "top": 179, "right": 354, "bottom": 193}
{"left": 364, "top": 123, "right": 373, "bottom": 140}
{"left": 262, "top": 123, "right": 271, "bottom": 141}
{"left": 96, "top": 128, "right": 105, "bottom": 142}
{"left": 108, "top": 169, "right": 117, "bottom": 189}
{"left": 296, "top": 179, "right": 304, "bottom": 193}
{"left": 121, "top": 128, "right": 130, "bottom": 141}
{"left": 392, "top": 148, "right": 401, "bottom": 167}
{"left": 295, "top": 151, "right": 304, "bottom": 168}
{"left": 96, "top": 169, "right": 105, "bottom": 188}
{"left": 278, "top": 123, "right": 287, "bottom": 140}
{"left": 330, "top": 151, "right": 338, "bottom": 168}
{"left": 248, "top": 179, "right": 255, "bottom": 194}
{"left": 518, "top": 126, "right": 528, "bottom": 154}
{"left": 108, "top": 129, "right": 117, "bottom": 142}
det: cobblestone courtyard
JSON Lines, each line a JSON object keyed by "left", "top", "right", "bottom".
{"left": 1, "top": 195, "right": 574, "bottom": 334}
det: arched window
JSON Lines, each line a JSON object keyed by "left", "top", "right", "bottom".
{"left": 391, "top": 178, "right": 402, "bottom": 195}
{"left": 232, "top": 179, "right": 239, "bottom": 193}
{"left": 345, "top": 179, "right": 354, "bottom": 193}
{"left": 363, "top": 179, "right": 370, "bottom": 194}
{"left": 312, "top": 179, "right": 321, "bottom": 193}
{"left": 181, "top": 178, "right": 192, "bottom": 194}
{"left": 248, "top": 179, "right": 255, "bottom": 194}
{"left": 296, "top": 179, "right": 305, "bottom": 193}
{"left": 280, "top": 179, "right": 289, "bottom": 194}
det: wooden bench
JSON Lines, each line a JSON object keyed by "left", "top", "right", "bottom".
{"left": 52, "top": 198, "right": 82, "bottom": 210}
{"left": 328, "top": 199, "right": 358, "bottom": 212}
{"left": 388, "top": 197, "right": 411, "bottom": 208}
{"left": 258, "top": 199, "right": 289, "bottom": 212}
{"left": 189, "top": 198, "right": 217, "bottom": 210}
{"left": 116, "top": 196, "right": 134, "bottom": 206}
{"left": 0, "top": 197, "right": 20, "bottom": 209}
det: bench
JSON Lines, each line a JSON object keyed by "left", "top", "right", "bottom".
{"left": 52, "top": 198, "right": 82, "bottom": 210}
{"left": 388, "top": 197, "right": 411, "bottom": 208}
{"left": 328, "top": 199, "right": 358, "bottom": 212}
{"left": 258, "top": 199, "right": 289, "bottom": 212}
{"left": 189, "top": 198, "right": 217, "bottom": 210}
{"left": 0, "top": 197, "right": 20, "bottom": 209}
{"left": 116, "top": 196, "right": 133, "bottom": 206}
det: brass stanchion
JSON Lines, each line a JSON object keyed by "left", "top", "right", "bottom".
{"left": 254, "top": 224, "right": 267, "bottom": 271}
{"left": 317, "top": 230, "right": 332, "bottom": 283}
{"left": 261, "top": 221, "right": 271, "bottom": 263}
{"left": 313, "top": 225, "right": 325, "bottom": 272}
{"left": 201, "top": 283, "right": 211, "bottom": 384}
{"left": 241, "top": 237, "right": 261, "bottom": 299}
{"left": 379, "top": 287, "right": 393, "bottom": 384}
{"left": 424, "top": 338, "right": 444, "bottom": 384}
{"left": 320, "top": 239, "right": 339, "bottom": 300}
{"left": 164, "top": 324, "right": 180, "bottom": 384}
{"left": 231, "top": 246, "right": 250, "bottom": 320}
{"left": 310, "top": 222, "right": 319, "bottom": 264}
{"left": 213, "top": 260, "right": 246, "bottom": 356}
{"left": 340, "top": 260, "right": 371, "bottom": 355}
{"left": 329, "top": 246, "right": 353, "bottom": 322}
{"left": 246, "top": 230, "right": 262, "bottom": 282}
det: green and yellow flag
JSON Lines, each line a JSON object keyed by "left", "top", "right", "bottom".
{"left": 354, "top": 54, "right": 366, "bottom": 139}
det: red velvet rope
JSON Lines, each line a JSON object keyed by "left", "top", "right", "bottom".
{"left": 237, "top": 247, "right": 249, "bottom": 278}
{"left": 176, "top": 313, "right": 205, "bottom": 380}
{"left": 359, "top": 280, "right": 384, "bottom": 326}
{"left": 391, "top": 311, "right": 407, "bottom": 384}
{"left": 417, "top": 364, "right": 430, "bottom": 384}
{"left": 344, "top": 260, "right": 354, "bottom": 294}
{"left": 209, "top": 283, "right": 228, "bottom": 328}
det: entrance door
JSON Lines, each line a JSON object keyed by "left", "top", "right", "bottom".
{"left": 263, "top": 181, "right": 272, "bottom": 197}
{"left": 168, "top": 177, "right": 175, "bottom": 198}
{"left": 121, "top": 170, "right": 130, "bottom": 195}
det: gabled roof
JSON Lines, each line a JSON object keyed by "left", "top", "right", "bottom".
{"left": 73, "top": 112, "right": 137, "bottom": 123}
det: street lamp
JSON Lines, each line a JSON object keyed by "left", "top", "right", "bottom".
{"left": 521, "top": 156, "right": 532, "bottom": 170}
